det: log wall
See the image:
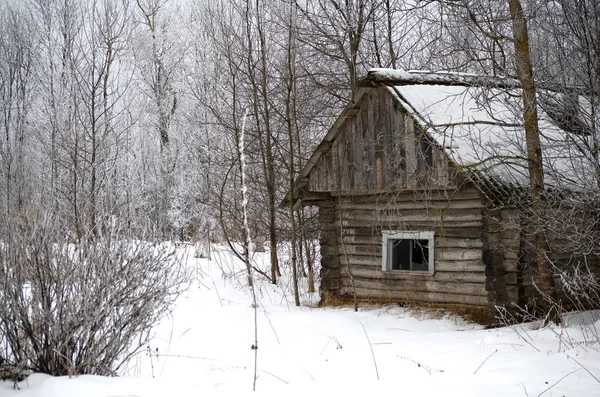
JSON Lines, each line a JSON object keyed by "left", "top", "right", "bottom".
{"left": 482, "top": 209, "right": 524, "bottom": 317}
{"left": 318, "top": 185, "right": 489, "bottom": 306}
{"left": 309, "top": 84, "right": 600, "bottom": 317}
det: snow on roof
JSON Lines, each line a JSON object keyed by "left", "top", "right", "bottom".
{"left": 367, "top": 68, "right": 520, "bottom": 89}
{"left": 377, "top": 69, "right": 598, "bottom": 191}
{"left": 284, "top": 69, "right": 598, "bottom": 207}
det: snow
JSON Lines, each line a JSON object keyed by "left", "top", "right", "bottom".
{"left": 381, "top": 76, "right": 597, "bottom": 190}
{"left": 2, "top": 246, "right": 600, "bottom": 396}
{"left": 367, "top": 68, "right": 520, "bottom": 88}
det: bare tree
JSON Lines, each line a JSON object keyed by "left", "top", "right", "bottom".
{"left": 134, "top": 0, "right": 183, "bottom": 237}
{"left": 296, "top": 0, "right": 377, "bottom": 95}
{"left": 0, "top": 5, "right": 34, "bottom": 224}
{"left": 505, "top": 0, "right": 556, "bottom": 305}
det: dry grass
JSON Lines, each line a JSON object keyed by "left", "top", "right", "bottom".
{"left": 317, "top": 293, "right": 491, "bottom": 325}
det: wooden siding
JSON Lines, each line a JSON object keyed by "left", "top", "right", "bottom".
{"left": 319, "top": 185, "right": 488, "bottom": 306}
{"left": 308, "top": 87, "right": 457, "bottom": 193}
{"left": 481, "top": 209, "right": 523, "bottom": 312}
{"left": 306, "top": 83, "right": 600, "bottom": 316}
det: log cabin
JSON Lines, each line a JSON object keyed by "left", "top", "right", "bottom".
{"left": 284, "top": 69, "right": 599, "bottom": 318}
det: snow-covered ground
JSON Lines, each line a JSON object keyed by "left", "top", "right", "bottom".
{"left": 2, "top": 245, "right": 600, "bottom": 396}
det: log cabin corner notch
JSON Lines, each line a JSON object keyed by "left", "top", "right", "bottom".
{"left": 282, "top": 69, "right": 598, "bottom": 317}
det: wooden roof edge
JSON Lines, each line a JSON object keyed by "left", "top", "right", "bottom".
{"left": 361, "top": 68, "right": 522, "bottom": 90}
{"left": 364, "top": 69, "right": 592, "bottom": 96}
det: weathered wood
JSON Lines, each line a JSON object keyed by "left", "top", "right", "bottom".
{"left": 339, "top": 287, "right": 489, "bottom": 306}
{"left": 301, "top": 79, "right": 596, "bottom": 313}
{"left": 340, "top": 277, "right": 487, "bottom": 296}
{"left": 306, "top": 86, "right": 460, "bottom": 194}
{"left": 339, "top": 235, "right": 484, "bottom": 250}
{"left": 338, "top": 206, "right": 482, "bottom": 220}
{"left": 329, "top": 186, "right": 480, "bottom": 200}
{"left": 405, "top": 115, "right": 417, "bottom": 188}
{"left": 435, "top": 260, "right": 485, "bottom": 272}
{"left": 375, "top": 88, "right": 385, "bottom": 190}
{"left": 341, "top": 219, "right": 483, "bottom": 229}
{"left": 340, "top": 267, "right": 487, "bottom": 283}
{"left": 393, "top": 108, "right": 406, "bottom": 189}
{"left": 382, "top": 89, "right": 393, "bottom": 188}
{"left": 353, "top": 115, "right": 364, "bottom": 189}
{"left": 437, "top": 248, "right": 483, "bottom": 261}
{"left": 436, "top": 237, "right": 484, "bottom": 249}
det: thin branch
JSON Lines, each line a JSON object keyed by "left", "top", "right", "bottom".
{"left": 537, "top": 369, "right": 580, "bottom": 396}
{"left": 357, "top": 318, "right": 379, "bottom": 380}
{"left": 473, "top": 349, "right": 498, "bottom": 375}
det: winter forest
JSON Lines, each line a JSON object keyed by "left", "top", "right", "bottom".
{"left": 1, "top": 0, "right": 596, "bottom": 258}
{"left": 2, "top": 0, "right": 600, "bottom": 394}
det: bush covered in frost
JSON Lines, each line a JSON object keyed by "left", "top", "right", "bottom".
{"left": 0, "top": 221, "right": 188, "bottom": 378}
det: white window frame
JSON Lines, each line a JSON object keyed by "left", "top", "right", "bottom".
{"left": 381, "top": 231, "right": 435, "bottom": 276}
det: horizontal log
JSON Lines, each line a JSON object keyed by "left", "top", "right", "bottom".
{"left": 340, "top": 267, "right": 487, "bottom": 283}
{"left": 436, "top": 237, "right": 484, "bottom": 249}
{"left": 340, "top": 277, "right": 487, "bottom": 297}
{"left": 339, "top": 255, "right": 380, "bottom": 266}
{"left": 329, "top": 186, "right": 482, "bottom": 200}
{"left": 324, "top": 225, "right": 483, "bottom": 240}
{"left": 337, "top": 199, "right": 485, "bottom": 211}
{"left": 337, "top": 254, "right": 485, "bottom": 272}
{"left": 339, "top": 235, "right": 483, "bottom": 250}
{"left": 339, "top": 245, "right": 483, "bottom": 261}
{"left": 339, "top": 286, "right": 488, "bottom": 306}
{"left": 435, "top": 260, "right": 484, "bottom": 272}
{"left": 341, "top": 219, "right": 483, "bottom": 229}
{"left": 339, "top": 244, "right": 380, "bottom": 256}
{"left": 437, "top": 227, "right": 483, "bottom": 239}
{"left": 339, "top": 210, "right": 482, "bottom": 223}
{"left": 437, "top": 248, "right": 483, "bottom": 261}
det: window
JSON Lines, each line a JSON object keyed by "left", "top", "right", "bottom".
{"left": 382, "top": 231, "right": 435, "bottom": 275}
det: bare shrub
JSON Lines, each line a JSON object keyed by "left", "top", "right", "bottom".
{"left": 0, "top": 221, "right": 189, "bottom": 378}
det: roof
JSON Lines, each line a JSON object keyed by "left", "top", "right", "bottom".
{"left": 284, "top": 69, "right": 598, "bottom": 207}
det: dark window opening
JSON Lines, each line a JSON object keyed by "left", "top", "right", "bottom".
{"left": 390, "top": 238, "right": 430, "bottom": 272}
{"left": 420, "top": 138, "right": 433, "bottom": 170}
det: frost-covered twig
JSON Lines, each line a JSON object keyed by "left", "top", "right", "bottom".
{"left": 536, "top": 369, "right": 579, "bottom": 396}
{"left": 357, "top": 318, "right": 379, "bottom": 380}
{"left": 473, "top": 349, "right": 498, "bottom": 375}
{"left": 565, "top": 353, "right": 600, "bottom": 384}
{"left": 396, "top": 355, "right": 444, "bottom": 375}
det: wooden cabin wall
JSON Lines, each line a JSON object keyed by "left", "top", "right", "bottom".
{"left": 318, "top": 202, "right": 341, "bottom": 297}
{"left": 307, "top": 87, "right": 457, "bottom": 194}
{"left": 482, "top": 209, "right": 523, "bottom": 316}
{"left": 482, "top": 206, "right": 600, "bottom": 316}
{"left": 318, "top": 184, "right": 489, "bottom": 306}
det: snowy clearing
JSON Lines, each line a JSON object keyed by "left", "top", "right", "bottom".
{"left": 2, "top": 245, "right": 600, "bottom": 397}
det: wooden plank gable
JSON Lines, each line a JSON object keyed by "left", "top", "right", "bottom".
{"left": 307, "top": 86, "right": 457, "bottom": 193}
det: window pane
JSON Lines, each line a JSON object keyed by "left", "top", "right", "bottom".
{"left": 412, "top": 239, "right": 429, "bottom": 271}
{"left": 391, "top": 239, "right": 410, "bottom": 270}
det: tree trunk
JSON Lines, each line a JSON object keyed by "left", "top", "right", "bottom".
{"left": 507, "top": 0, "right": 557, "bottom": 307}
